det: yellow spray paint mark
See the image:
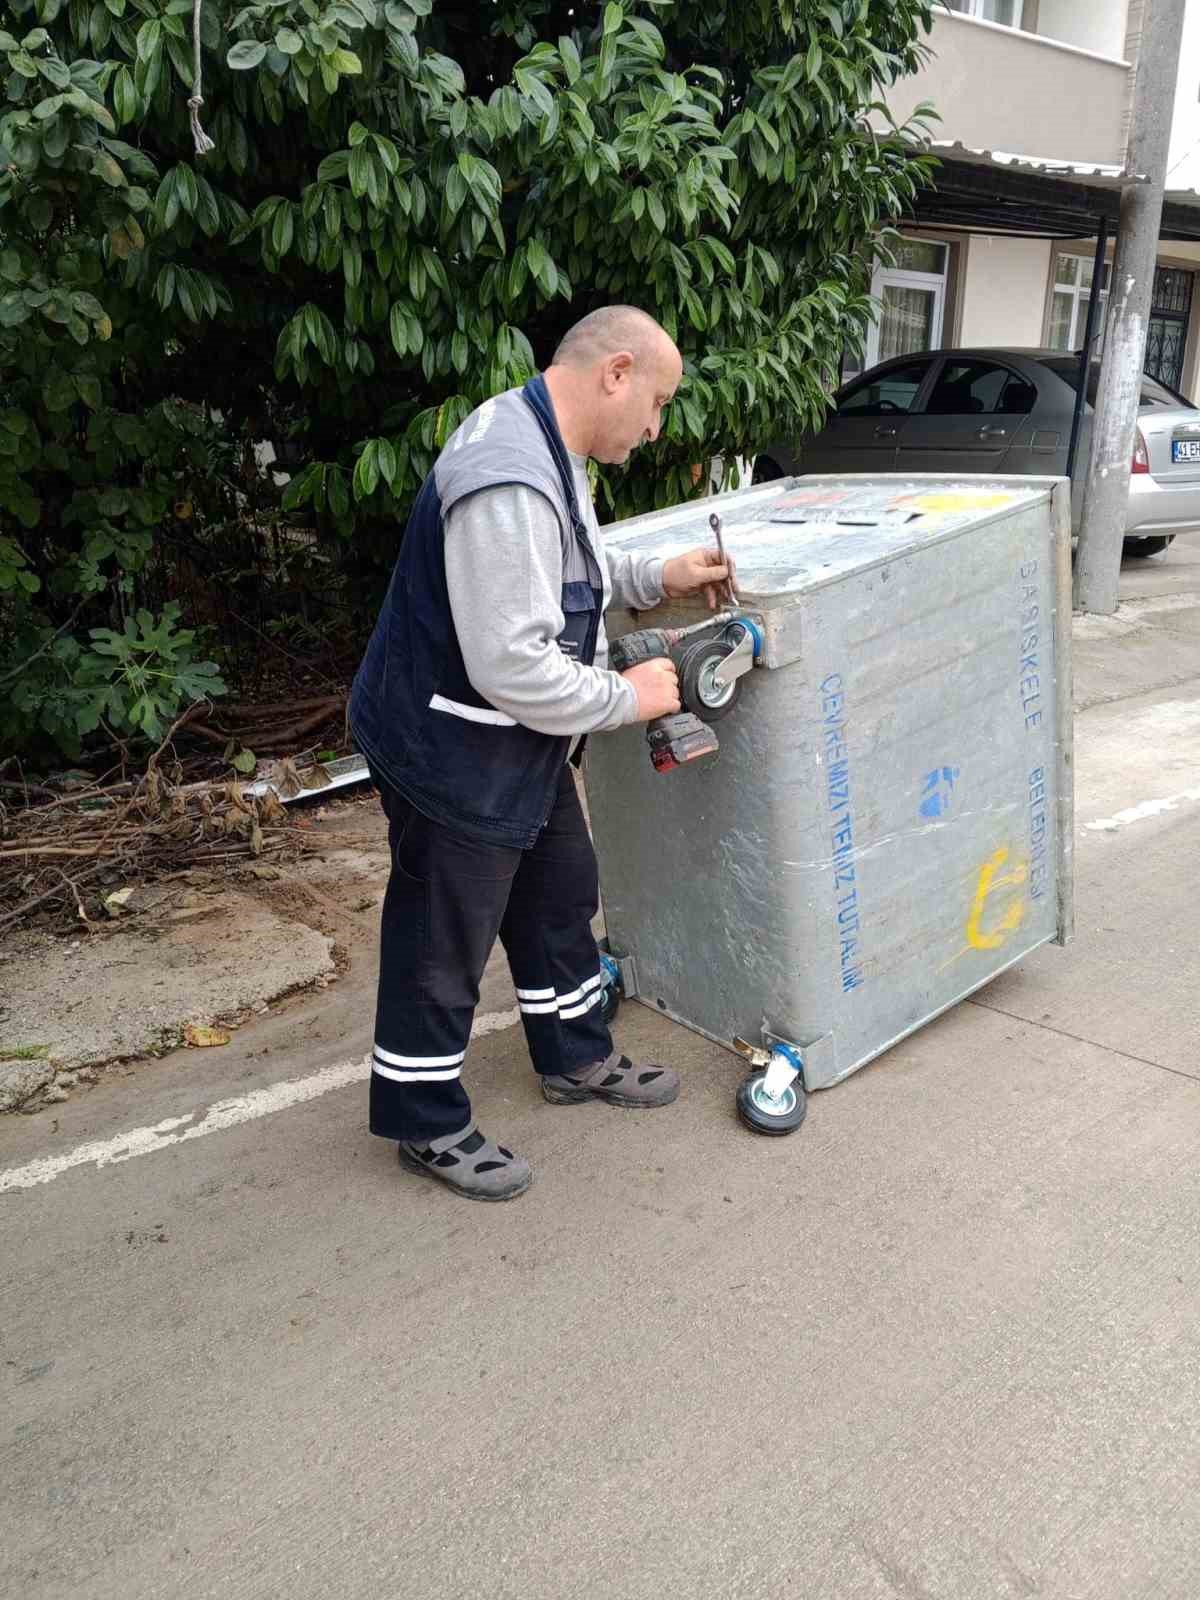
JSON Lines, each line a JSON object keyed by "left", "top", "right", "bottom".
{"left": 965, "top": 846, "right": 1028, "bottom": 950}
{"left": 940, "top": 846, "right": 1029, "bottom": 972}
{"left": 897, "top": 492, "right": 1015, "bottom": 514}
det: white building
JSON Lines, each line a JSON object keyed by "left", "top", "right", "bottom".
{"left": 859, "top": 0, "right": 1200, "bottom": 399}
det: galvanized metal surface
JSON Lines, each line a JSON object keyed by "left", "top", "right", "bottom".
{"left": 589, "top": 474, "right": 1073, "bottom": 1091}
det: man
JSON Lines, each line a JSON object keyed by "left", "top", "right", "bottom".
{"left": 350, "top": 305, "right": 732, "bottom": 1201}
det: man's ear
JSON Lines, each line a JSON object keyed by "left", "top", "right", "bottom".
{"left": 602, "top": 351, "right": 635, "bottom": 393}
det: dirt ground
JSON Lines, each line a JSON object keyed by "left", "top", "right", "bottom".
{"left": 0, "top": 788, "right": 392, "bottom": 1113}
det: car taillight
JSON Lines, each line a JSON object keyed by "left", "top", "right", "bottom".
{"left": 1132, "top": 428, "right": 1150, "bottom": 474}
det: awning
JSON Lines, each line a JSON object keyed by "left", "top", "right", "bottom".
{"left": 926, "top": 140, "right": 1142, "bottom": 189}
{"left": 892, "top": 139, "right": 1200, "bottom": 241}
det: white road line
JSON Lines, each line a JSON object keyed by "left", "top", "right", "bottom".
{"left": 0, "top": 1006, "right": 521, "bottom": 1195}
{"left": 1084, "top": 787, "right": 1200, "bottom": 833}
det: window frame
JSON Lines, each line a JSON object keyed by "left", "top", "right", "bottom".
{"left": 1046, "top": 253, "right": 1111, "bottom": 352}
{"left": 835, "top": 355, "right": 939, "bottom": 419}
{"left": 863, "top": 241, "right": 950, "bottom": 369}
{"left": 917, "top": 356, "right": 1041, "bottom": 419}
{"left": 947, "top": 0, "right": 1021, "bottom": 26}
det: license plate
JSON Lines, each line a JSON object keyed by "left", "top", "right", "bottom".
{"left": 1172, "top": 438, "right": 1200, "bottom": 463}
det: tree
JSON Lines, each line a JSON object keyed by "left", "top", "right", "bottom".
{"left": 0, "top": 0, "right": 936, "bottom": 759}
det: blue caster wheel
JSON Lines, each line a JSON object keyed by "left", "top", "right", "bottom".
{"left": 599, "top": 952, "right": 623, "bottom": 1027}
{"left": 736, "top": 1070, "right": 807, "bottom": 1136}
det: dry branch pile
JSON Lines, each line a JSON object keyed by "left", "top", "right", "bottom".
{"left": 184, "top": 696, "right": 348, "bottom": 755}
{"left": 0, "top": 736, "right": 320, "bottom": 936}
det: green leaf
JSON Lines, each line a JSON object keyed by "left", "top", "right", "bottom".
{"left": 330, "top": 48, "right": 362, "bottom": 75}
{"left": 39, "top": 57, "right": 71, "bottom": 89}
{"left": 444, "top": 163, "right": 467, "bottom": 218}
{"left": 317, "top": 150, "right": 351, "bottom": 182}
{"left": 602, "top": 3, "right": 623, "bottom": 37}
{"left": 349, "top": 144, "right": 371, "bottom": 198}
{"left": 353, "top": 443, "right": 379, "bottom": 499}
{"left": 227, "top": 40, "right": 267, "bottom": 70}
{"left": 389, "top": 302, "right": 410, "bottom": 356}
{"left": 275, "top": 27, "right": 302, "bottom": 54}
{"left": 112, "top": 65, "right": 138, "bottom": 124}
{"left": 559, "top": 35, "right": 581, "bottom": 84}
{"left": 27, "top": 196, "right": 54, "bottom": 232}
{"left": 271, "top": 204, "right": 293, "bottom": 255}
{"left": 91, "top": 149, "right": 125, "bottom": 187}
{"left": 42, "top": 370, "right": 77, "bottom": 411}
{"left": 707, "top": 237, "right": 736, "bottom": 277}
{"left": 343, "top": 238, "right": 362, "bottom": 288}
{"left": 515, "top": 68, "right": 554, "bottom": 119}
{"left": 327, "top": 466, "right": 350, "bottom": 519}
{"left": 136, "top": 19, "right": 161, "bottom": 60}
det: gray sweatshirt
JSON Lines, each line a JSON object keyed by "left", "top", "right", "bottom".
{"left": 443, "top": 453, "right": 665, "bottom": 737}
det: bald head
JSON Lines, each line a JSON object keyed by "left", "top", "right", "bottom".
{"left": 552, "top": 305, "right": 672, "bottom": 369}
{"left": 544, "top": 305, "right": 683, "bottom": 465}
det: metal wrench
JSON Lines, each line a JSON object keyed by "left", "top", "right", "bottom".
{"left": 709, "top": 511, "right": 738, "bottom": 605}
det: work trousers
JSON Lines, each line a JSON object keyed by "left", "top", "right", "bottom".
{"left": 368, "top": 763, "right": 613, "bottom": 1142}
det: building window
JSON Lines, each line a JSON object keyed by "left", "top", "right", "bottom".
{"left": 843, "top": 238, "right": 950, "bottom": 382}
{"left": 1145, "top": 267, "right": 1194, "bottom": 393}
{"left": 1047, "top": 254, "right": 1110, "bottom": 352}
{"left": 947, "top": 0, "right": 1020, "bottom": 25}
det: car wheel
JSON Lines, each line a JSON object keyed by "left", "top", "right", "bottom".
{"left": 1123, "top": 535, "right": 1175, "bottom": 558}
{"left": 752, "top": 455, "right": 786, "bottom": 485}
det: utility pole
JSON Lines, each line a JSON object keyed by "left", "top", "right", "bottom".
{"left": 1074, "top": 0, "right": 1185, "bottom": 615}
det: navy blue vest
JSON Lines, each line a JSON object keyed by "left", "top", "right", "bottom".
{"left": 349, "top": 376, "right": 604, "bottom": 849}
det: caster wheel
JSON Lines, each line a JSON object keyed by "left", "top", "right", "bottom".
{"left": 599, "top": 952, "right": 623, "bottom": 1027}
{"left": 676, "top": 638, "right": 740, "bottom": 724}
{"left": 736, "top": 1070, "right": 807, "bottom": 1136}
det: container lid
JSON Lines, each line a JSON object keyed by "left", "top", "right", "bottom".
{"left": 602, "top": 476, "right": 1054, "bottom": 601}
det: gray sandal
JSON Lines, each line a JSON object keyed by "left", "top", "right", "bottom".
{"left": 541, "top": 1053, "right": 680, "bottom": 1109}
{"left": 398, "top": 1121, "right": 532, "bottom": 1202}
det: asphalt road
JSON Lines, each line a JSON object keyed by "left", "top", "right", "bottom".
{"left": 4, "top": 549, "right": 1200, "bottom": 1600}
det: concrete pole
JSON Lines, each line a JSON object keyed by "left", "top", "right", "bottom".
{"left": 1073, "top": 0, "right": 1185, "bottom": 616}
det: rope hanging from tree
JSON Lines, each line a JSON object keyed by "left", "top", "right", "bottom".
{"left": 189, "top": 0, "right": 216, "bottom": 156}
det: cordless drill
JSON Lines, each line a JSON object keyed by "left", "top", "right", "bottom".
{"left": 609, "top": 623, "right": 721, "bottom": 774}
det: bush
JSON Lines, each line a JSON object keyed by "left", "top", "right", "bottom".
{"left": 0, "top": 0, "right": 935, "bottom": 760}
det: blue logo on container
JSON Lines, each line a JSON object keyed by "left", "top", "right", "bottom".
{"left": 920, "top": 766, "right": 960, "bottom": 819}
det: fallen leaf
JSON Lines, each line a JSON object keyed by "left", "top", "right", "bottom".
{"left": 103, "top": 887, "right": 135, "bottom": 917}
{"left": 184, "top": 1024, "right": 231, "bottom": 1048}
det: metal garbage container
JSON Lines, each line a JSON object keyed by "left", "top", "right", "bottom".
{"left": 587, "top": 474, "right": 1073, "bottom": 1131}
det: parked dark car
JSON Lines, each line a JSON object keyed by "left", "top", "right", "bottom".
{"left": 754, "top": 347, "right": 1200, "bottom": 557}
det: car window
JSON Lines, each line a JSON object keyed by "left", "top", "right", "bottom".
{"left": 923, "top": 361, "right": 1037, "bottom": 417}
{"left": 836, "top": 361, "right": 930, "bottom": 418}
{"left": 1138, "top": 374, "right": 1187, "bottom": 407}
{"left": 1038, "top": 357, "right": 1194, "bottom": 411}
